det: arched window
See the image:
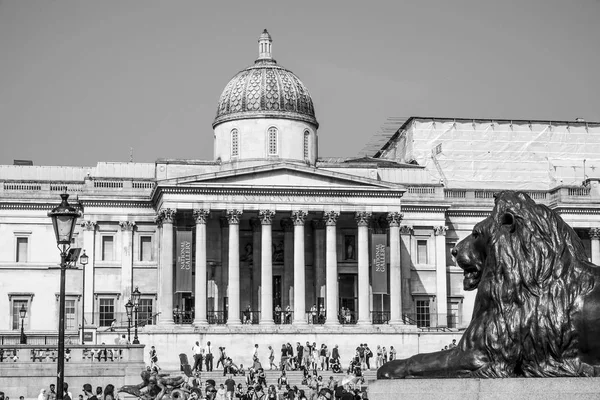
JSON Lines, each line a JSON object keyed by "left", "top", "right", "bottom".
{"left": 303, "top": 130, "right": 310, "bottom": 160}
{"left": 231, "top": 129, "right": 239, "bottom": 157}
{"left": 268, "top": 127, "right": 278, "bottom": 155}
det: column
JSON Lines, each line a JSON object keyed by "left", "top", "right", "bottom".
{"left": 312, "top": 220, "right": 326, "bottom": 306}
{"left": 259, "top": 210, "right": 275, "bottom": 325}
{"left": 157, "top": 208, "right": 176, "bottom": 326}
{"left": 80, "top": 221, "right": 96, "bottom": 324}
{"left": 387, "top": 212, "right": 403, "bottom": 325}
{"left": 590, "top": 228, "right": 600, "bottom": 264}
{"left": 227, "top": 209, "right": 243, "bottom": 325}
{"left": 324, "top": 211, "right": 339, "bottom": 325}
{"left": 356, "top": 212, "right": 372, "bottom": 325}
{"left": 219, "top": 217, "right": 229, "bottom": 313}
{"left": 193, "top": 209, "right": 210, "bottom": 326}
{"left": 119, "top": 221, "right": 135, "bottom": 300}
{"left": 434, "top": 226, "right": 448, "bottom": 328}
{"left": 292, "top": 210, "right": 308, "bottom": 325}
{"left": 399, "top": 226, "right": 413, "bottom": 319}
{"left": 281, "top": 218, "right": 294, "bottom": 312}
{"left": 251, "top": 218, "right": 262, "bottom": 312}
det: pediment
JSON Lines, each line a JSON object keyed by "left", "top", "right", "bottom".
{"left": 158, "top": 162, "right": 402, "bottom": 190}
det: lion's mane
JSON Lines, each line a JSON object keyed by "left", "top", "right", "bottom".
{"left": 471, "top": 191, "right": 596, "bottom": 377}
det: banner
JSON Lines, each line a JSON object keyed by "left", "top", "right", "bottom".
{"left": 371, "top": 234, "right": 388, "bottom": 294}
{"left": 175, "top": 229, "right": 193, "bottom": 293}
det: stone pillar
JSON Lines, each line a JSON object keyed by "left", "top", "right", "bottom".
{"left": 227, "top": 209, "right": 243, "bottom": 326}
{"left": 119, "top": 221, "right": 135, "bottom": 300}
{"left": 590, "top": 228, "right": 600, "bottom": 264}
{"left": 251, "top": 218, "right": 262, "bottom": 312}
{"left": 281, "top": 218, "right": 294, "bottom": 312}
{"left": 219, "top": 217, "right": 229, "bottom": 313}
{"left": 312, "top": 220, "right": 326, "bottom": 306}
{"left": 193, "top": 209, "right": 210, "bottom": 326}
{"left": 434, "top": 226, "right": 448, "bottom": 328}
{"left": 387, "top": 212, "right": 403, "bottom": 325}
{"left": 80, "top": 221, "right": 96, "bottom": 324}
{"left": 356, "top": 212, "right": 372, "bottom": 325}
{"left": 399, "top": 226, "right": 413, "bottom": 318}
{"left": 157, "top": 208, "right": 176, "bottom": 326}
{"left": 324, "top": 211, "right": 339, "bottom": 325}
{"left": 259, "top": 210, "right": 275, "bottom": 325}
{"left": 292, "top": 210, "right": 307, "bottom": 325}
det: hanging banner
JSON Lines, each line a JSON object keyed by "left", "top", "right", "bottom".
{"left": 371, "top": 234, "right": 388, "bottom": 294}
{"left": 175, "top": 229, "right": 193, "bottom": 293}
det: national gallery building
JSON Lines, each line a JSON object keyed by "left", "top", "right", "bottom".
{"left": 1, "top": 30, "right": 599, "bottom": 366}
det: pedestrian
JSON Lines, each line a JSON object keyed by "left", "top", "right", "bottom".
{"left": 375, "top": 345, "right": 383, "bottom": 368}
{"left": 296, "top": 342, "right": 304, "bottom": 368}
{"left": 102, "top": 385, "right": 115, "bottom": 400}
{"left": 150, "top": 345, "right": 160, "bottom": 370}
{"left": 63, "top": 383, "right": 72, "bottom": 400}
{"left": 268, "top": 345, "right": 277, "bottom": 370}
{"left": 95, "top": 386, "right": 103, "bottom": 400}
{"left": 192, "top": 341, "right": 204, "bottom": 373}
{"left": 364, "top": 344, "right": 372, "bottom": 370}
{"left": 118, "top": 334, "right": 129, "bottom": 345}
{"left": 382, "top": 346, "right": 388, "bottom": 363}
{"left": 389, "top": 346, "right": 396, "bottom": 361}
{"left": 280, "top": 343, "right": 288, "bottom": 371}
{"left": 285, "top": 305, "right": 292, "bottom": 324}
{"left": 205, "top": 341, "right": 214, "bottom": 371}
{"left": 82, "top": 384, "right": 96, "bottom": 400}
{"left": 46, "top": 384, "right": 57, "bottom": 400}
{"left": 37, "top": 389, "right": 46, "bottom": 400}
{"left": 252, "top": 343, "right": 260, "bottom": 366}
{"left": 224, "top": 374, "right": 236, "bottom": 400}
{"left": 217, "top": 347, "right": 226, "bottom": 369}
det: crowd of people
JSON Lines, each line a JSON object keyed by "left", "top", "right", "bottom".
{"left": 0, "top": 382, "right": 118, "bottom": 400}
{"left": 441, "top": 339, "right": 458, "bottom": 351}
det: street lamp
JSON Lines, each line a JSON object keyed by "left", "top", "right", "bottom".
{"left": 48, "top": 193, "right": 82, "bottom": 400}
{"left": 125, "top": 299, "right": 133, "bottom": 343}
{"left": 132, "top": 286, "right": 141, "bottom": 344}
{"left": 19, "top": 304, "right": 27, "bottom": 344}
{"left": 79, "top": 250, "right": 88, "bottom": 344}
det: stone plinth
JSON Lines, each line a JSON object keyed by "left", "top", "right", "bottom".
{"left": 368, "top": 378, "right": 600, "bottom": 400}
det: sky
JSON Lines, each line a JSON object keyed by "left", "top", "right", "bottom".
{"left": 0, "top": 0, "right": 599, "bottom": 167}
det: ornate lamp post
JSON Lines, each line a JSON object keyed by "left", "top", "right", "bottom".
{"left": 132, "top": 286, "right": 141, "bottom": 344}
{"left": 79, "top": 250, "right": 88, "bottom": 344}
{"left": 48, "top": 193, "right": 82, "bottom": 400}
{"left": 125, "top": 299, "right": 133, "bottom": 343}
{"left": 19, "top": 304, "right": 27, "bottom": 344}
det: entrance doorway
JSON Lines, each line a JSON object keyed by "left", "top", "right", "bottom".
{"left": 338, "top": 273, "right": 357, "bottom": 324}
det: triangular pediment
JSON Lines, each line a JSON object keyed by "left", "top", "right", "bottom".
{"left": 158, "top": 162, "right": 403, "bottom": 190}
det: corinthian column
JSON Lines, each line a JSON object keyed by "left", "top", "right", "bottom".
{"left": 590, "top": 228, "right": 600, "bottom": 265}
{"left": 356, "top": 212, "right": 372, "bottom": 325}
{"left": 80, "top": 221, "right": 96, "bottom": 324}
{"left": 119, "top": 221, "right": 135, "bottom": 300}
{"left": 157, "top": 208, "right": 176, "bottom": 326}
{"left": 324, "top": 211, "right": 339, "bottom": 325}
{"left": 227, "top": 209, "right": 243, "bottom": 326}
{"left": 193, "top": 209, "right": 210, "bottom": 326}
{"left": 259, "top": 210, "right": 275, "bottom": 325}
{"left": 387, "top": 212, "right": 403, "bottom": 325}
{"left": 292, "top": 210, "right": 308, "bottom": 325}
{"left": 434, "top": 225, "right": 448, "bottom": 328}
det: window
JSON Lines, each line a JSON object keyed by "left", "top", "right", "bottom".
{"left": 268, "top": 127, "right": 278, "bottom": 155}
{"left": 447, "top": 300, "right": 461, "bottom": 328}
{"left": 231, "top": 129, "right": 239, "bottom": 157}
{"left": 140, "top": 236, "right": 153, "bottom": 261}
{"left": 416, "top": 299, "right": 430, "bottom": 328}
{"left": 102, "top": 236, "right": 114, "bottom": 261}
{"left": 137, "top": 298, "right": 154, "bottom": 326}
{"left": 16, "top": 237, "right": 28, "bottom": 262}
{"left": 303, "top": 130, "right": 310, "bottom": 160}
{"left": 417, "top": 240, "right": 428, "bottom": 264}
{"left": 12, "top": 299, "right": 29, "bottom": 330}
{"left": 446, "top": 242, "right": 456, "bottom": 266}
{"left": 65, "top": 299, "right": 77, "bottom": 330}
{"left": 99, "top": 298, "right": 115, "bottom": 327}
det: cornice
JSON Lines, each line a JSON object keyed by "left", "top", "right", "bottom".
{"left": 81, "top": 200, "right": 154, "bottom": 209}
{"left": 154, "top": 186, "right": 404, "bottom": 199}
{"left": 401, "top": 205, "right": 450, "bottom": 213}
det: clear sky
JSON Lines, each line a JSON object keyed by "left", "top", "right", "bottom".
{"left": 0, "top": 0, "right": 599, "bottom": 167}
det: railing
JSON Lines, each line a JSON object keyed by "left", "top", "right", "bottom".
{"left": 339, "top": 311, "right": 357, "bottom": 325}
{"left": 4, "top": 183, "right": 42, "bottom": 191}
{"left": 402, "top": 313, "right": 455, "bottom": 331}
{"left": 444, "top": 190, "right": 466, "bottom": 198}
{"left": 402, "top": 313, "right": 417, "bottom": 325}
{"left": 93, "top": 180, "right": 124, "bottom": 188}
{"left": 407, "top": 186, "right": 436, "bottom": 195}
{"left": 207, "top": 311, "right": 226, "bottom": 325}
{"left": 0, "top": 345, "right": 143, "bottom": 363}
{"left": 371, "top": 311, "right": 390, "bottom": 325}
{"left": 0, "top": 333, "right": 79, "bottom": 346}
{"left": 274, "top": 311, "right": 293, "bottom": 324}
{"left": 306, "top": 311, "right": 326, "bottom": 325}
{"left": 241, "top": 310, "right": 260, "bottom": 325}
{"left": 568, "top": 187, "right": 591, "bottom": 197}
{"left": 173, "top": 310, "right": 194, "bottom": 324}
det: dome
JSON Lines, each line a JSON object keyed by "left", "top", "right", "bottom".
{"left": 213, "top": 30, "right": 318, "bottom": 128}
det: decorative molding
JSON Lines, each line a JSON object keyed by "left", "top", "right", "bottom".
{"left": 226, "top": 209, "right": 242, "bottom": 225}
{"left": 355, "top": 211, "right": 372, "bottom": 227}
{"left": 434, "top": 226, "right": 448, "bottom": 236}
{"left": 311, "top": 220, "right": 326, "bottom": 230}
{"left": 386, "top": 212, "right": 403, "bottom": 227}
{"left": 157, "top": 208, "right": 176, "bottom": 225}
{"left": 193, "top": 209, "right": 210, "bottom": 224}
{"left": 54, "top": 293, "right": 82, "bottom": 301}
{"left": 323, "top": 211, "right": 339, "bottom": 226}
{"left": 250, "top": 218, "right": 261, "bottom": 232}
{"left": 118, "top": 221, "right": 136, "bottom": 231}
{"left": 94, "top": 292, "right": 121, "bottom": 300}
{"left": 156, "top": 186, "right": 404, "bottom": 199}
{"left": 7, "top": 292, "right": 34, "bottom": 300}
{"left": 80, "top": 221, "right": 97, "bottom": 231}
{"left": 280, "top": 218, "right": 294, "bottom": 232}
{"left": 590, "top": 228, "right": 600, "bottom": 240}
{"left": 259, "top": 210, "right": 275, "bottom": 225}
{"left": 399, "top": 225, "right": 414, "bottom": 235}
{"left": 291, "top": 210, "right": 307, "bottom": 226}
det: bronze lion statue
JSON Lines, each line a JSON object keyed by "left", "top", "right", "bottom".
{"left": 378, "top": 191, "right": 600, "bottom": 378}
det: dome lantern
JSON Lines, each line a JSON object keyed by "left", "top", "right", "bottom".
{"left": 258, "top": 29, "right": 273, "bottom": 61}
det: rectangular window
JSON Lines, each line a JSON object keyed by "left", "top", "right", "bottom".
{"left": 12, "top": 299, "right": 29, "bottom": 330}
{"left": 231, "top": 129, "right": 239, "bottom": 157}
{"left": 303, "top": 132, "right": 309, "bottom": 159}
{"left": 99, "top": 298, "right": 115, "bottom": 327}
{"left": 268, "top": 127, "right": 278, "bottom": 155}
{"left": 102, "top": 236, "right": 114, "bottom": 261}
{"left": 140, "top": 236, "right": 153, "bottom": 261}
{"left": 417, "top": 240, "right": 428, "bottom": 264}
{"left": 446, "top": 242, "right": 456, "bottom": 266}
{"left": 16, "top": 237, "right": 28, "bottom": 262}
{"left": 137, "top": 298, "right": 154, "bottom": 326}
{"left": 416, "top": 299, "right": 430, "bottom": 328}
{"left": 447, "top": 301, "right": 460, "bottom": 328}
{"left": 65, "top": 299, "right": 76, "bottom": 330}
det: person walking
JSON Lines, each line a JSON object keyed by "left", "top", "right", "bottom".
{"left": 382, "top": 346, "right": 388, "bottom": 363}
{"left": 267, "top": 345, "right": 277, "bottom": 370}
{"left": 192, "top": 341, "right": 204, "bottom": 373}
{"left": 205, "top": 341, "right": 214, "bottom": 372}
{"left": 375, "top": 345, "right": 383, "bottom": 369}
{"left": 149, "top": 346, "right": 160, "bottom": 370}
{"left": 389, "top": 345, "right": 396, "bottom": 361}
